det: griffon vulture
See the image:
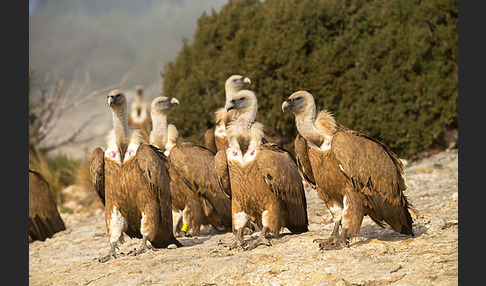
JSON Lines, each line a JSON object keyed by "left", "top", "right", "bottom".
{"left": 29, "top": 170, "right": 66, "bottom": 241}
{"left": 205, "top": 75, "right": 251, "bottom": 152}
{"left": 282, "top": 90, "right": 414, "bottom": 250}
{"left": 215, "top": 90, "right": 308, "bottom": 250}
{"left": 150, "top": 96, "right": 232, "bottom": 237}
{"left": 90, "top": 89, "right": 180, "bottom": 262}
{"left": 127, "top": 85, "right": 151, "bottom": 143}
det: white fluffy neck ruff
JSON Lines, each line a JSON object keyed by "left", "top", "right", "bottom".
{"left": 105, "top": 128, "right": 141, "bottom": 163}
{"left": 295, "top": 109, "right": 336, "bottom": 150}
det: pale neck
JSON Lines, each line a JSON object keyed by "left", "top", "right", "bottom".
{"left": 112, "top": 109, "right": 129, "bottom": 156}
{"left": 225, "top": 86, "right": 239, "bottom": 104}
{"left": 150, "top": 112, "right": 168, "bottom": 150}
{"left": 236, "top": 107, "right": 256, "bottom": 128}
{"left": 295, "top": 111, "right": 324, "bottom": 147}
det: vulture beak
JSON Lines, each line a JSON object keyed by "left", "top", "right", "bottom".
{"left": 170, "top": 98, "right": 180, "bottom": 106}
{"left": 107, "top": 96, "right": 115, "bottom": 107}
{"left": 282, "top": 100, "right": 291, "bottom": 112}
{"left": 243, "top": 77, "right": 251, "bottom": 85}
{"left": 226, "top": 99, "right": 236, "bottom": 111}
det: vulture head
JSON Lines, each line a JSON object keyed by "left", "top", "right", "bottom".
{"left": 150, "top": 96, "right": 180, "bottom": 115}
{"left": 282, "top": 90, "right": 316, "bottom": 116}
{"left": 225, "top": 75, "right": 252, "bottom": 101}
{"left": 107, "top": 89, "right": 127, "bottom": 113}
{"left": 226, "top": 90, "right": 258, "bottom": 119}
{"left": 135, "top": 85, "right": 144, "bottom": 98}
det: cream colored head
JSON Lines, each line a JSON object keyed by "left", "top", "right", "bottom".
{"left": 150, "top": 96, "right": 180, "bottom": 115}
{"left": 107, "top": 89, "right": 127, "bottom": 114}
{"left": 282, "top": 90, "right": 317, "bottom": 117}
{"left": 225, "top": 75, "right": 251, "bottom": 102}
{"left": 226, "top": 89, "right": 258, "bottom": 121}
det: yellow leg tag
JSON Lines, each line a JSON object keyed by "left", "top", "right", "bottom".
{"left": 181, "top": 222, "right": 188, "bottom": 232}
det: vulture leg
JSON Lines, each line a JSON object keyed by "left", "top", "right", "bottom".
{"left": 97, "top": 241, "right": 118, "bottom": 263}
{"left": 313, "top": 219, "right": 344, "bottom": 250}
{"left": 229, "top": 211, "right": 249, "bottom": 251}
{"left": 315, "top": 193, "right": 364, "bottom": 250}
{"left": 313, "top": 196, "right": 347, "bottom": 250}
{"left": 128, "top": 236, "right": 150, "bottom": 256}
{"left": 330, "top": 218, "right": 342, "bottom": 237}
{"left": 229, "top": 227, "right": 247, "bottom": 250}
{"left": 246, "top": 226, "right": 272, "bottom": 250}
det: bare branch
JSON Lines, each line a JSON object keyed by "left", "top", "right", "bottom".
{"left": 39, "top": 114, "right": 100, "bottom": 153}
{"left": 29, "top": 69, "right": 130, "bottom": 153}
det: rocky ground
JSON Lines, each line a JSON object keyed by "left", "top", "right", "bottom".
{"left": 29, "top": 149, "right": 458, "bottom": 285}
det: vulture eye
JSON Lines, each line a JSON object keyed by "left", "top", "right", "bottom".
{"left": 116, "top": 93, "right": 121, "bottom": 98}
{"left": 240, "top": 97, "right": 246, "bottom": 101}
{"left": 295, "top": 97, "right": 303, "bottom": 103}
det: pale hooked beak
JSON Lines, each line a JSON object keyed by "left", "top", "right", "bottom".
{"left": 226, "top": 99, "right": 236, "bottom": 111}
{"left": 107, "top": 96, "right": 115, "bottom": 107}
{"left": 243, "top": 77, "right": 251, "bottom": 85}
{"left": 170, "top": 98, "right": 180, "bottom": 106}
{"left": 282, "top": 100, "right": 290, "bottom": 112}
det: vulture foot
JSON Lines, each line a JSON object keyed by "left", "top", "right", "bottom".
{"left": 229, "top": 238, "right": 247, "bottom": 251}
{"left": 96, "top": 253, "right": 117, "bottom": 263}
{"left": 313, "top": 236, "right": 349, "bottom": 250}
{"left": 127, "top": 236, "right": 151, "bottom": 256}
{"left": 96, "top": 242, "right": 118, "bottom": 263}
{"left": 246, "top": 236, "right": 272, "bottom": 250}
{"left": 96, "top": 252, "right": 118, "bottom": 263}
{"left": 127, "top": 246, "right": 148, "bottom": 256}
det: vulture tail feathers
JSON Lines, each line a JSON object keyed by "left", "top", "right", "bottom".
{"left": 29, "top": 215, "right": 66, "bottom": 241}
{"left": 150, "top": 234, "right": 182, "bottom": 248}
{"left": 366, "top": 194, "right": 414, "bottom": 236}
{"left": 286, "top": 223, "right": 309, "bottom": 234}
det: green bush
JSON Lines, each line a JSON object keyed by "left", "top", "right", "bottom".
{"left": 161, "top": 0, "right": 457, "bottom": 158}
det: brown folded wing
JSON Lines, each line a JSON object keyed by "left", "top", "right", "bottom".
{"left": 254, "top": 143, "right": 308, "bottom": 232}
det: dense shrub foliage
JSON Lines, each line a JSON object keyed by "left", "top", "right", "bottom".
{"left": 161, "top": 0, "right": 457, "bottom": 158}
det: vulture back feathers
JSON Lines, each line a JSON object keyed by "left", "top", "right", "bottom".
{"left": 150, "top": 96, "right": 232, "bottom": 236}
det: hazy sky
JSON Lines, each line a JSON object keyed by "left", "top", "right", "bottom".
{"left": 29, "top": 0, "right": 228, "bottom": 92}
{"left": 29, "top": 0, "right": 229, "bottom": 158}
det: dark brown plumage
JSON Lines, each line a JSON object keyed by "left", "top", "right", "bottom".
{"left": 215, "top": 90, "right": 308, "bottom": 250}
{"left": 283, "top": 90, "right": 414, "bottom": 250}
{"left": 29, "top": 170, "right": 66, "bottom": 241}
{"left": 90, "top": 89, "right": 180, "bottom": 262}
{"left": 150, "top": 96, "right": 232, "bottom": 237}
